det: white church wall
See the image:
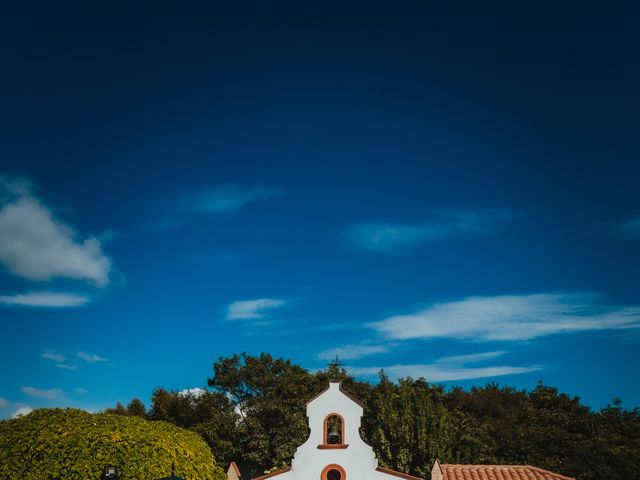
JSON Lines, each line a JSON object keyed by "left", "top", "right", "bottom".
{"left": 259, "top": 382, "right": 419, "bottom": 480}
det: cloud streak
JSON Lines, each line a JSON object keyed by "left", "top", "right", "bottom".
{"left": 348, "top": 350, "right": 540, "bottom": 382}
{"left": 151, "top": 184, "right": 282, "bottom": 231}
{"left": 41, "top": 350, "right": 66, "bottom": 363}
{"left": 0, "top": 291, "right": 91, "bottom": 308}
{"left": 40, "top": 350, "right": 78, "bottom": 369}
{"left": 369, "top": 292, "right": 640, "bottom": 341}
{"left": 616, "top": 216, "right": 640, "bottom": 238}
{"left": 226, "top": 298, "right": 287, "bottom": 321}
{"left": 318, "top": 343, "right": 389, "bottom": 361}
{"left": 77, "top": 351, "right": 108, "bottom": 363}
{"left": 349, "top": 363, "right": 540, "bottom": 381}
{"left": 344, "top": 208, "right": 521, "bottom": 254}
{"left": 20, "top": 386, "right": 64, "bottom": 399}
{"left": 181, "top": 185, "right": 282, "bottom": 214}
{"left": 0, "top": 175, "right": 112, "bottom": 286}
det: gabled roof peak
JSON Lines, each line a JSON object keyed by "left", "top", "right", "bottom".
{"left": 305, "top": 382, "right": 365, "bottom": 409}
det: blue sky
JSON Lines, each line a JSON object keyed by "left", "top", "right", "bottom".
{"left": 1, "top": 2, "right": 639, "bottom": 418}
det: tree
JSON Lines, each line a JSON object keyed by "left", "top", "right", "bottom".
{"left": 362, "top": 373, "right": 455, "bottom": 478}
{"left": 148, "top": 387, "right": 240, "bottom": 466}
{"left": 208, "top": 353, "right": 320, "bottom": 478}
{"left": 107, "top": 353, "right": 640, "bottom": 480}
{"left": 0, "top": 408, "right": 226, "bottom": 480}
{"left": 126, "top": 398, "right": 148, "bottom": 418}
{"left": 105, "top": 401, "right": 127, "bottom": 415}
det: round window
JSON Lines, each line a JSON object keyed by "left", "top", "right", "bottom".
{"left": 327, "top": 470, "right": 341, "bottom": 480}
{"left": 321, "top": 463, "right": 346, "bottom": 480}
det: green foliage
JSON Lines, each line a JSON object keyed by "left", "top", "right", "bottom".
{"left": 149, "top": 387, "right": 240, "bottom": 467}
{"left": 362, "top": 374, "right": 455, "bottom": 478}
{"left": 126, "top": 398, "right": 148, "bottom": 418}
{"left": 108, "top": 353, "right": 640, "bottom": 480}
{"left": 0, "top": 408, "right": 226, "bottom": 480}
{"left": 208, "top": 353, "right": 321, "bottom": 477}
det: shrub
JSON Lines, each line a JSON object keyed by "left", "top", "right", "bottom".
{"left": 0, "top": 408, "right": 226, "bottom": 480}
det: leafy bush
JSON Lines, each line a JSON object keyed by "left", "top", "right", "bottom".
{"left": 0, "top": 408, "right": 227, "bottom": 480}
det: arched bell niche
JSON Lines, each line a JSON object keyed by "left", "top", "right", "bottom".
{"left": 323, "top": 413, "right": 344, "bottom": 445}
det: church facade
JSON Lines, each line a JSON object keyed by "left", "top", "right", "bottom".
{"left": 253, "top": 382, "right": 421, "bottom": 480}
{"left": 238, "top": 381, "right": 575, "bottom": 480}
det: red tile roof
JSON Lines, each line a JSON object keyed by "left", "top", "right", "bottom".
{"left": 252, "top": 467, "right": 291, "bottom": 480}
{"left": 436, "top": 463, "right": 576, "bottom": 480}
{"left": 376, "top": 465, "right": 424, "bottom": 480}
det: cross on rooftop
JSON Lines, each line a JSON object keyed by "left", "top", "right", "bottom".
{"left": 328, "top": 355, "right": 345, "bottom": 369}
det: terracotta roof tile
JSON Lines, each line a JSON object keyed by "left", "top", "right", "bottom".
{"left": 439, "top": 465, "right": 575, "bottom": 480}
{"left": 252, "top": 467, "right": 291, "bottom": 480}
{"left": 376, "top": 465, "right": 423, "bottom": 480}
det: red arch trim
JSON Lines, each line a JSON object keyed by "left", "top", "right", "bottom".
{"left": 323, "top": 412, "right": 345, "bottom": 445}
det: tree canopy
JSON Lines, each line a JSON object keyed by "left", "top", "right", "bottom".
{"left": 106, "top": 353, "right": 640, "bottom": 480}
{"left": 0, "top": 408, "right": 226, "bottom": 480}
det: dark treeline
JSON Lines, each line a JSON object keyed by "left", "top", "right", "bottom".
{"left": 107, "top": 353, "right": 640, "bottom": 480}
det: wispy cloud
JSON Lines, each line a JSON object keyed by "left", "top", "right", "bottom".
{"left": 344, "top": 208, "right": 521, "bottom": 254}
{"left": 41, "top": 350, "right": 66, "bottom": 363}
{"left": 20, "top": 386, "right": 63, "bottom": 399}
{"left": 178, "top": 387, "right": 206, "bottom": 398}
{"left": 348, "top": 350, "right": 541, "bottom": 382}
{"left": 226, "top": 298, "right": 287, "bottom": 320}
{"left": 40, "top": 350, "right": 78, "bottom": 369}
{"left": 369, "top": 292, "right": 640, "bottom": 341}
{"left": 181, "top": 185, "right": 282, "bottom": 214}
{"left": 349, "top": 363, "right": 540, "bottom": 382}
{"left": 0, "top": 174, "right": 112, "bottom": 285}
{"left": 150, "top": 184, "right": 282, "bottom": 231}
{"left": 0, "top": 291, "right": 91, "bottom": 308}
{"left": 56, "top": 362, "right": 79, "bottom": 370}
{"left": 318, "top": 343, "right": 389, "bottom": 361}
{"left": 616, "top": 216, "right": 640, "bottom": 238}
{"left": 12, "top": 406, "right": 33, "bottom": 418}
{"left": 0, "top": 397, "right": 8, "bottom": 408}
{"left": 77, "top": 351, "right": 108, "bottom": 363}
{"left": 435, "top": 351, "right": 507, "bottom": 365}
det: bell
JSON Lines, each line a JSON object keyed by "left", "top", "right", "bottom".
{"left": 327, "top": 424, "right": 341, "bottom": 444}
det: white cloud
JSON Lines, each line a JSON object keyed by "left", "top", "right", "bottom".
{"left": 74, "top": 387, "right": 88, "bottom": 395}
{"left": 318, "top": 344, "right": 389, "bottom": 361}
{"left": 0, "top": 397, "right": 8, "bottom": 408}
{"left": 348, "top": 363, "right": 540, "bottom": 382}
{"left": 150, "top": 185, "right": 282, "bottom": 232}
{"left": 348, "top": 350, "right": 540, "bottom": 382}
{"left": 0, "top": 176, "right": 112, "bottom": 286}
{"left": 12, "top": 406, "right": 33, "bottom": 418}
{"left": 182, "top": 185, "right": 282, "bottom": 214}
{"left": 369, "top": 293, "right": 640, "bottom": 341}
{"left": 40, "top": 349, "right": 78, "bottom": 369}
{"left": 344, "top": 208, "right": 520, "bottom": 254}
{"left": 617, "top": 216, "right": 640, "bottom": 238}
{"left": 344, "top": 222, "right": 451, "bottom": 254}
{"left": 178, "top": 387, "right": 206, "bottom": 398}
{"left": 56, "top": 362, "right": 79, "bottom": 370}
{"left": 77, "top": 351, "right": 108, "bottom": 363}
{"left": 434, "top": 351, "right": 506, "bottom": 365}
{"left": 0, "top": 291, "right": 91, "bottom": 308}
{"left": 41, "top": 350, "right": 66, "bottom": 363}
{"left": 226, "top": 298, "right": 287, "bottom": 320}
{"left": 20, "top": 386, "right": 63, "bottom": 399}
